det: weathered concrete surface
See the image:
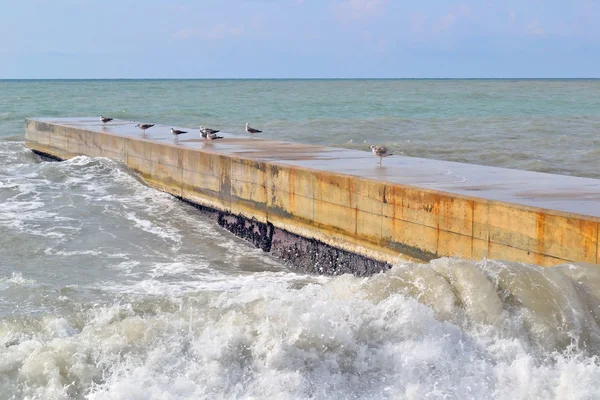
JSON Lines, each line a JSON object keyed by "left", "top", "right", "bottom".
{"left": 25, "top": 117, "right": 600, "bottom": 267}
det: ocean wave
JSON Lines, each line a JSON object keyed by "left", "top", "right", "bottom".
{"left": 2, "top": 259, "right": 600, "bottom": 399}
{"left": 91, "top": 268, "right": 323, "bottom": 297}
{"left": 0, "top": 141, "right": 41, "bottom": 170}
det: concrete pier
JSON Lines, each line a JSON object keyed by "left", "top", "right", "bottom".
{"left": 25, "top": 117, "right": 600, "bottom": 270}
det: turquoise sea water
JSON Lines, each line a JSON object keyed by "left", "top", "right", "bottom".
{"left": 2, "top": 79, "right": 599, "bottom": 177}
{"left": 1, "top": 80, "right": 600, "bottom": 399}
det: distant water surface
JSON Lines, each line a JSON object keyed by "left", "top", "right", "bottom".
{"left": 1, "top": 79, "right": 599, "bottom": 178}
{"left": 1, "top": 79, "right": 599, "bottom": 399}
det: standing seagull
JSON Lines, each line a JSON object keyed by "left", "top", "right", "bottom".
{"left": 135, "top": 123, "right": 155, "bottom": 135}
{"left": 245, "top": 123, "right": 262, "bottom": 137}
{"left": 99, "top": 114, "right": 113, "bottom": 124}
{"left": 171, "top": 128, "right": 187, "bottom": 141}
{"left": 370, "top": 145, "right": 393, "bottom": 165}
{"left": 199, "top": 126, "right": 220, "bottom": 138}
{"left": 206, "top": 131, "right": 223, "bottom": 140}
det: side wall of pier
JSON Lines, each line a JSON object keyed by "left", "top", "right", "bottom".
{"left": 25, "top": 120, "right": 599, "bottom": 267}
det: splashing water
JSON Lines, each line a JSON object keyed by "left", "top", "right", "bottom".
{"left": 2, "top": 260, "right": 600, "bottom": 399}
{"left": 2, "top": 79, "right": 600, "bottom": 398}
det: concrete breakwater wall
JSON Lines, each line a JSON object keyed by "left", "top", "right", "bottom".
{"left": 25, "top": 118, "right": 600, "bottom": 271}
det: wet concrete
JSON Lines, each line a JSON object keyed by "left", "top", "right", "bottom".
{"left": 25, "top": 118, "right": 600, "bottom": 267}
{"left": 30, "top": 117, "right": 600, "bottom": 218}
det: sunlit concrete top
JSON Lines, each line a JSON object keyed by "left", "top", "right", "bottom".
{"left": 32, "top": 117, "right": 600, "bottom": 219}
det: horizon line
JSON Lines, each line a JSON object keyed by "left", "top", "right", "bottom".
{"left": 1, "top": 77, "right": 600, "bottom": 81}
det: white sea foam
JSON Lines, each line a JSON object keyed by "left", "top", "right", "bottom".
{"left": 2, "top": 260, "right": 600, "bottom": 399}
{"left": 124, "top": 211, "right": 182, "bottom": 244}
{"left": 0, "top": 272, "right": 38, "bottom": 287}
{"left": 43, "top": 248, "right": 105, "bottom": 257}
{"left": 90, "top": 265, "right": 315, "bottom": 297}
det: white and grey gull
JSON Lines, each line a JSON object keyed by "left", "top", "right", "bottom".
{"left": 135, "top": 123, "right": 155, "bottom": 134}
{"left": 206, "top": 131, "right": 223, "bottom": 140}
{"left": 99, "top": 114, "right": 113, "bottom": 124}
{"left": 199, "top": 126, "right": 220, "bottom": 138}
{"left": 370, "top": 145, "right": 393, "bottom": 165}
{"left": 171, "top": 128, "right": 188, "bottom": 141}
{"left": 245, "top": 122, "right": 262, "bottom": 137}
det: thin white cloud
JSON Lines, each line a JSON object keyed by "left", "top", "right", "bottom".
{"left": 432, "top": 4, "right": 470, "bottom": 33}
{"left": 173, "top": 24, "right": 243, "bottom": 40}
{"left": 410, "top": 11, "right": 427, "bottom": 35}
{"left": 526, "top": 19, "right": 545, "bottom": 36}
{"left": 508, "top": 10, "right": 516, "bottom": 24}
{"left": 173, "top": 28, "right": 194, "bottom": 40}
{"left": 335, "top": 0, "right": 387, "bottom": 20}
{"left": 202, "top": 24, "right": 243, "bottom": 40}
{"left": 163, "top": 4, "right": 190, "bottom": 13}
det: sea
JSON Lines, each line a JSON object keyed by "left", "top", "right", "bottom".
{"left": 1, "top": 79, "right": 600, "bottom": 399}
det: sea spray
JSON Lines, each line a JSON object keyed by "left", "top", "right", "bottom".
{"left": 2, "top": 260, "right": 600, "bottom": 399}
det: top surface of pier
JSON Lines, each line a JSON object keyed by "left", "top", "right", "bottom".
{"left": 32, "top": 117, "right": 600, "bottom": 218}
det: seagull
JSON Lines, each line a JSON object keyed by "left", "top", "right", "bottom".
{"left": 199, "top": 126, "right": 220, "bottom": 138}
{"left": 171, "top": 128, "right": 187, "bottom": 141}
{"left": 135, "top": 123, "right": 154, "bottom": 134}
{"left": 99, "top": 114, "right": 113, "bottom": 124}
{"left": 370, "top": 145, "right": 393, "bottom": 165}
{"left": 245, "top": 123, "right": 262, "bottom": 137}
{"left": 206, "top": 131, "right": 224, "bottom": 140}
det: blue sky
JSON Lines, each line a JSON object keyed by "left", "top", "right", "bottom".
{"left": 1, "top": 0, "right": 599, "bottom": 78}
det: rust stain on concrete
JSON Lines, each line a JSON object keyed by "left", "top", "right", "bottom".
{"left": 24, "top": 117, "right": 600, "bottom": 267}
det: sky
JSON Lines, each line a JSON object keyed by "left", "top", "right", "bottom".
{"left": 1, "top": 0, "right": 599, "bottom": 78}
